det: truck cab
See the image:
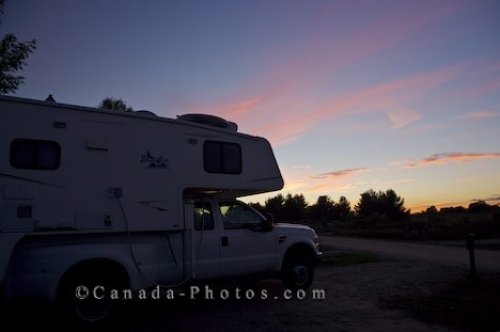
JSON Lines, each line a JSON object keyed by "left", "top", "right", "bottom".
{"left": 188, "top": 198, "right": 321, "bottom": 286}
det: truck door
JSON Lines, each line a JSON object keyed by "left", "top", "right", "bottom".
{"left": 217, "top": 201, "right": 276, "bottom": 276}
{"left": 191, "top": 201, "right": 220, "bottom": 279}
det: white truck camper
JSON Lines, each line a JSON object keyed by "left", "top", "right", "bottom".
{"left": 0, "top": 95, "right": 321, "bottom": 322}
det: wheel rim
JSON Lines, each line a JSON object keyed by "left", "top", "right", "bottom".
{"left": 75, "top": 298, "right": 113, "bottom": 323}
{"left": 292, "top": 264, "right": 310, "bottom": 286}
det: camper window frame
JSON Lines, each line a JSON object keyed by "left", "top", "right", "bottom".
{"left": 10, "top": 138, "right": 61, "bottom": 170}
{"left": 203, "top": 140, "right": 242, "bottom": 175}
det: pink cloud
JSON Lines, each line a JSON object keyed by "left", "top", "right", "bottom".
{"left": 454, "top": 77, "right": 500, "bottom": 102}
{"left": 253, "top": 110, "right": 318, "bottom": 145}
{"left": 431, "top": 60, "right": 500, "bottom": 109}
{"left": 172, "top": 1, "right": 471, "bottom": 146}
{"left": 387, "top": 107, "right": 422, "bottom": 129}
{"left": 456, "top": 110, "right": 500, "bottom": 120}
{"left": 311, "top": 168, "right": 368, "bottom": 179}
{"left": 279, "top": 164, "right": 367, "bottom": 198}
{"left": 202, "top": 97, "right": 263, "bottom": 123}
{"left": 471, "top": 194, "right": 500, "bottom": 203}
{"left": 308, "top": 183, "right": 353, "bottom": 194}
{"left": 402, "top": 152, "right": 500, "bottom": 168}
{"left": 258, "top": 64, "right": 460, "bottom": 144}
{"left": 280, "top": 0, "right": 468, "bottom": 77}
{"left": 202, "top": 59, "right": 464, "bottom": 146}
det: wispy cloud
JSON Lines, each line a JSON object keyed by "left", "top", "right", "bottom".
{"left": 387, "top": 107, "right": 421, "bottom": 128}
{"left": 177, "top": 1, "right": 469, "bottom": 146}
{"left": 279, "top": 165, "right": 368, "bottom": 199}
{"left": 253, "top": 64, "right": 460, "bottom": 145}
{"left": 455, "top": 110, "right": 500, "bottom": 120}
{"left": 471, "top": 194, "right": 500, "bottom": 204}
{"left": 192, "top": 97, "right": 264, "bottom": 124}
{"left": 287, "top": 0, "right": 468, "bottom": 76}
{"left": 217, "top": 98, "right": 262, "bottom": 120}
{"left": 311, "top": 167, "right": 368, "bottom": 179}
{"left": 402, "top": 152, "right": 500, "bottom": 168}
{"left": 308, "top": 183, "right": 353, "bottom": 194}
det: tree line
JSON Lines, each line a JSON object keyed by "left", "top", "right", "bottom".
{"left": 250, "top": 190, "right": 499, "bottom": 223}
{"left": 249, "top": 189, "right": 411, "bottom": 222}
{"left": 424, "top": 200, "right": 499, "bottom": 215}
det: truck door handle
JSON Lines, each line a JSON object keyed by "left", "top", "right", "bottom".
{"left": 278, "top": 235, "right": 287, "bottom": 244}
{"left": 221, "top": 236, "right": 228, "bottom": 247}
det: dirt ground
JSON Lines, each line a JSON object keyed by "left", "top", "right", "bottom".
{"left": 3, "top": 248, "right": 499, "bottom": 332}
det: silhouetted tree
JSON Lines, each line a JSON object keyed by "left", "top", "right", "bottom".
{"left": 468, "top": 200, "right": 493, "bottom": 214}
{"left": 264, "top": 194, "right": 285, "bottom": 221}
{"left": 384, "top": 189, "right": 409, "bottom": 221}
{"left": 439, "top": 206, "right": 467, "bottom": 214}
{"left": 308, "top": 195, "right": 335, "bottom": 221}
{"left": 425, "top": 206, "right": 438, "bottom": 214}
{"left": 335, "top": 196, "right": 352, "bottom": 221}
{"left": 425, "top": 205, "right": 440, "bottom": 222}
{"left": 0, "top": 0, "right": 37, "bottom": 94}
{"left": 355, "top": 189, "right": 409, "bottom": 221}
{"left": 99, "top": 97, "right": 134, "bottom": 112}
{"left": 283, "top": 193, "right": 308, "bottom": 221}
{"left": 355, "top": 189, "right": 379, "bottom": 217}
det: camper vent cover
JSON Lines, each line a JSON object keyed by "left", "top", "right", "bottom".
{"left": 177, "top": 114, "right": 238, "bottom": 132}
{"left": 135, "top": 110, "right": 158, "bottom": 117}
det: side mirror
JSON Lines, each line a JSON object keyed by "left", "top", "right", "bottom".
{"left": 261, "top": 214, "right": 275, "bottom": 232}
{"left": 246, "top": 213, "right": 275, "bottom": 232}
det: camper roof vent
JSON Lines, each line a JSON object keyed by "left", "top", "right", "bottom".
{"left": 135, "top": 110, "right": 158, "bottom": 117}
{"left": 177, "top": 114, "right": 238, "bottom": 132}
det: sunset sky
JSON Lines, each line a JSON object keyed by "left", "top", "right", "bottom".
{"left": 3, "top": 0, "right": 500, "bottom": 211}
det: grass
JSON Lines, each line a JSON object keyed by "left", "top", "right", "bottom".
{"left": 319, "top": 250, "right": 380, "bottom": 267}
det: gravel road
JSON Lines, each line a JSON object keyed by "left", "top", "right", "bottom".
{"left": 3, "top": 236, "right": 499, "bottom": 331}
{"left": 321, "top": 236, "right": 500, "bottom": 271}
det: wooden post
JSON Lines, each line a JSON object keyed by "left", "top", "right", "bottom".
{"left": 466, "top": 233, "right": 477, "bottom": 281}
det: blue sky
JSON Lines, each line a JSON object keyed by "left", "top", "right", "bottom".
{"left": 3, "top": 0, "right": 500, "bottom": 211}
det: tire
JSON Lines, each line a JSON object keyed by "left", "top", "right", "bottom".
{"left": 282, "top": 252, "right": 314, "bottom": 290}
{"left": 57, "top": 263, "right": 128, "bottom": 325}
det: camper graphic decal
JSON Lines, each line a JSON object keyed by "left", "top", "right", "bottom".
{"left": 140, "top": 151, "right": 169, "bottom": 169}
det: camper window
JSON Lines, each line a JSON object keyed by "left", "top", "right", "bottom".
{"left": 203, "top": 141, "right": 242, "bottom": 174}
{"left": 10, "top": 139, "right": 61, "bottom": 170}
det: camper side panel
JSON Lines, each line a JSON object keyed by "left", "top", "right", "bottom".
{"left": 0, "top": 101, "right": 180, "bottom": 233}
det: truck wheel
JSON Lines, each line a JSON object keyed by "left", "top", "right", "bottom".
{"left": 57, "top": 263, "right": 128, "bottom": 324}
{"left": 282, "top": 253, "right": 314, "bottom": 290}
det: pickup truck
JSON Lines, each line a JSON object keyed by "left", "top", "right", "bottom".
{"left": 3, "top": 198, "right": 321, "bottom": 323}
